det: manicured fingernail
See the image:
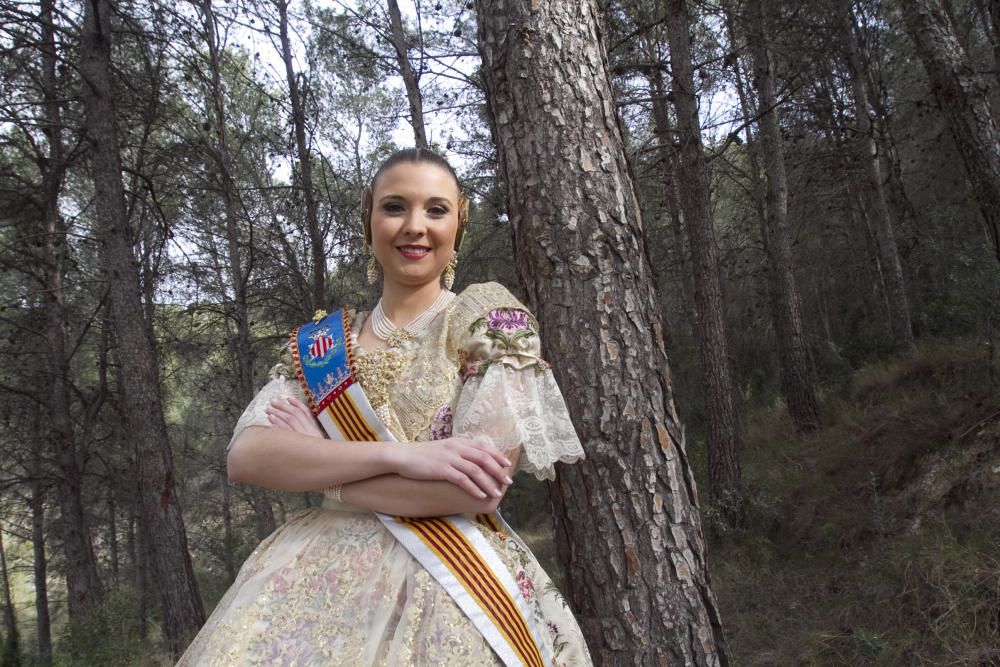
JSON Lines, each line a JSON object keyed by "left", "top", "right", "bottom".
{"left": 504, "top": 476, "right": 513, "bottom": 485}
{"left": 478, "top": 491, "right": 487, "bottom": 499}
{"left": 502, "top": 458, "right": 512, "bottom": 466}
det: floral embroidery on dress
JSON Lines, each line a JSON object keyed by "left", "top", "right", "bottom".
{"left": 469, "top": 308, "right": 536, "bottom": 352}
{"left": 461, "top": 307, "right": 553, "bottom": 381}
{"left": 516, "top": 569, "right": 535, "bottom": 602}
{"left": 487, "top": 308, "right": 530, "bottom": 332}
{"left": 428, "top": 405, "right": 454, "bottom": 440}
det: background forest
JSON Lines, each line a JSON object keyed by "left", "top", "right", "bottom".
{"left": 0, "top": 0, "right": 998, "bottom": 664}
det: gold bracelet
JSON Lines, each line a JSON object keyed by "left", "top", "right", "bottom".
{"left": 326, "top": 484, "right": 343, "bottom": 503}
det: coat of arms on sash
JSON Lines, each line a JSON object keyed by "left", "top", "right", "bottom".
{"left": 303, "top": 326, "right": 339, "bottom": 367}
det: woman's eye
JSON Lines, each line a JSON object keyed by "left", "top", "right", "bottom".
{"left": 382, "top": 203, "right": 404, "bottom": 213}
{"left": 428, "top": 206, "right": 449, "bottom": 216}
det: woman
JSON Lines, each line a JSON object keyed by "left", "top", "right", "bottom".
{"left": 178, "top": 148, "right": 591, "bottom": 666}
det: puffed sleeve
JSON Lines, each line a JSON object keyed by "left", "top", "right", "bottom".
{"left": 227, "top": 342, "right": 309, "bottom": 450}
{"left": 450, "top": 283, "right": 585, "bottom": 480}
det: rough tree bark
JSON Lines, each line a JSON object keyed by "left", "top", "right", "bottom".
{"left": 40, "top": 0, "right": 105, "bottom": 620}
{"left": 79, "top": 0, "right": 204, "bottom": 649}
{"left": 275, "top": 0, "right": 325, "bottom": 313}
{"left": 476, "top": 1, "right": 729, "bottom": 664}
{"left": 741, "top": 0, "right": 820, "bottom": 430}
{"left": 902, "top": 0, "right": 1000, "bottom": 264}
{"left": 199, "top": 0, "right": 275, "bottom": 541}
{"left": 386, "top": 0, "right": 428, "bottom": 148}
{"left": 664, "top": 0, "right": 744, "bottom": 514}
{"left": 841, "top": 1, "right": 916, "bottom": 352}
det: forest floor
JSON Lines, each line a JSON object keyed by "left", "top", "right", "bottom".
{"left": 517, "top": 340, "right": 1000, "bottom": 665}
{"left": 710, "top": 341, "right": 1000, "bottom": 666}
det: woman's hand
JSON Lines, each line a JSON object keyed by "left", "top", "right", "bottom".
{"left": 267, "top": 398, "right": 325, "bottom": 439}
{"left": 267, "top": 397, "right": 511, "bottom": 500}
{"left": 391, "top": 437, "right": 514, "bottom": 500}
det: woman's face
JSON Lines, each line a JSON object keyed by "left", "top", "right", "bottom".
{"left": 369, "top": 161, "right": 460, "bottom": 290}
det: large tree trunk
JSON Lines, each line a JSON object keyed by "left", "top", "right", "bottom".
{"left": 842, "top": 1, "right": 916, "bottom": 352}
{"left": 199, "top": 0, "right": 275, "bottom": 541}
{"left": 742, "top": 0, "right": 820, "bottom": 430}
{"left": 276, "top": 0, "right": 325, "bottom": 314}
{"left": 902, "top": 0, "right": 1000, "bottom": 264}
{"left": 664, "top": 0, "right": 743, "bottom": 515}
{"left": 476, "top": 1, "right": 729, "bottom": 664}
{"left": 40, "top": 0, "right": 104, "bottom": 620}
{"left": 386, "top": 0, "right": 428, "bottom": 148}
{"left": 79, "top": 0, "right": 204, "bottom": 650}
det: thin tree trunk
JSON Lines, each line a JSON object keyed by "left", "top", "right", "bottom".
{"left": 40, "top": 0, "right": 104, "bottom": 619}
{"left": 386, "top": 0, "right": 428, "bottom": 148}
{"left": 842, "top": 1, "right": 915, "bottom": 351}
{"left": 200, "top": 0, "right": 275, "bottom": 541}
{"left": 902, "top": 0, "right": 1000, "bottom": 264}
{"left": 817, "top": 75, "right": 885, "bottom": 324}
{"left": 29, "top": 447, "right": 51, "bottom": 666}
{"left": 0, "top": 530, "right": 20, "bottom": 666}
{"left": 107, "top": 486, "right": 119, "bottom": 584}
{"left": 742, "top": 0, "right": 820, "bottom": 430}
{"left": 79, "top": 0, "right": 204, "bottom": 650}
{"left": 664, "top": 0, "right": 744, "bottom": 515}
{"left": 866, "top": 65, "right": 927, "bottom": 334}
{"left": 476, "top": 1, "right": 729, "bottom": 663}
{"left": 275, "top": 0, "right": 325, "bottom": 313}
{"left": 646, "top": 69, "right": 699, "bottom": 339}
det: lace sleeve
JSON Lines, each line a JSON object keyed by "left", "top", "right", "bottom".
{"left": 227, "top": 345, "right": 308, "bottom": 450}
{"left": 452, "top": 307, "right": 585, "bottom": 480}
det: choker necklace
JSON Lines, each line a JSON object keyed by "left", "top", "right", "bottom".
{"left": 371, "top": 289, "right": 454, "bottom": 347}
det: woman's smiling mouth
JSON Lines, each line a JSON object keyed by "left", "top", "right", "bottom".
{"left": 396, "top": 244, "right": 432, "bottom": 260}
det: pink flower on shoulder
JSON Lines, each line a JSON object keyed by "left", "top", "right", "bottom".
{"left": 516, "top": 569, "right": 535, "bottom": 602}
{"left": 487, "top": 308, "right": 529, "bottom": 332}
{"left": 428, "top": 405, "right": 453, "bottom": 440}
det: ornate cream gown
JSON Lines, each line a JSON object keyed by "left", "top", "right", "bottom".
{"left": 177, "top": 283, "right": 592, "bottom": 666}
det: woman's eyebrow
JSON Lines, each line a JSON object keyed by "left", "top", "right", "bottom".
{"left": 378, "top": 194, "right": 454, "bottom": 205}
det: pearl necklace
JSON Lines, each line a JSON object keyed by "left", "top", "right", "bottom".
{"left": 370, "top": 289, "right": 454, "bottom": 347}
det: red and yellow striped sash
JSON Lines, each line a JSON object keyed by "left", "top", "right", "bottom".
{"left": 398, "top": 516, "right": 544, "bottom": 667}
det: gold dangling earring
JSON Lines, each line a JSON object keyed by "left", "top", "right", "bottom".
{"left": 443, "top": 254, "right": 457, "bottom": 290}
{"left": 366, "top": 247, "right": 379, "bottom": 285}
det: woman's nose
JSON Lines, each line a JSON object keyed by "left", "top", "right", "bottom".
{"left": 401, "top": 209, "right": 427, "bottom": 235}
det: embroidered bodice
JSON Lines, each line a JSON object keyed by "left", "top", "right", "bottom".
{"left": 231, "top": 282, "right": 585, "bottom": 480}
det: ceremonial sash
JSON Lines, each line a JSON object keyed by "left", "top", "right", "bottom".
{"left": 291, "top": 309, "right": 550, "bottom": 667}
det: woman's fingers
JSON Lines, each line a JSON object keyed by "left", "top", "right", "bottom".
{"left": 268, "top": 399, "right": 323, "bottom": 437}
{"left": 451, "top": 459, "right": 504, "bottom": 499}
{"left": 266, "top": 409, "right": 295, "bottom": 430}
{"left": 470, "top": 436, "right": 512, "bottom": 467}
{"left": 396, "top": 438, "right": 514, "bottom": 499}
{"left": 444, "top": 466, "right": 488, "bottom": 499}
{"left": 461, "top": 447, "right": 512, "bottom": 487}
